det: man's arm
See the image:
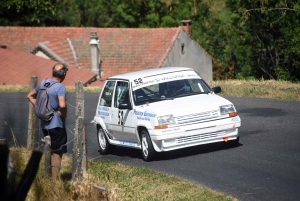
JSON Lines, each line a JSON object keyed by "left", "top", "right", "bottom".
{"left": 27, "top": 89, "right": 37, "bottom": 106}
{"left": 58, "top": 96, "right": 67, "bottom": 118}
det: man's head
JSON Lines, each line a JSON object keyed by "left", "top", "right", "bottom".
{"left": 168, "top": 80, "right": 185, "bottom": 93}
{"left": 52, "top": 63, "right": 68, "bottom": 81}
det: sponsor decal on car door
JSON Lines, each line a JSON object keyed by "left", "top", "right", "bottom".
{"left": 96, "top": 81, "right": 115, "bottom": 134}
{"left": 111, "top": 81, "right": 137, "bottom": 143}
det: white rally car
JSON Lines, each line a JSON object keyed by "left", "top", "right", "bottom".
{"left": 92, "top": 67, "right": 241, "bottom": 161}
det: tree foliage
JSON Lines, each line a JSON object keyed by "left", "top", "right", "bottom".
{"left": 0, "top": 0, "right": 56, "bottom": 25}
{"left": 226, "top": 0, "right": 300, "bottom": 81}
{"left": 0, "top": 0, "right": 299, "bottom": 81}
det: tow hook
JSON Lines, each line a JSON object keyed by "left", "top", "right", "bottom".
{"left": 223, "top": 137, "right": 229, "bottom": 142}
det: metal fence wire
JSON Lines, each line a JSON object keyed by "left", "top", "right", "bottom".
{"left": 0, "top": 80, "right": 88, "bottom": 191}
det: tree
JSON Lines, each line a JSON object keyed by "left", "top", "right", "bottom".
{"left": 227, "top": 0, "right": 300, "bottom": 81}
{"left": 0, "top": 0, "right": 56, "bottom": 25}
{"left": 190, "top": 1, "right": 254, "bottom": 79}
{"left": 0, "top": 0, "right": 80, "bottom": 26}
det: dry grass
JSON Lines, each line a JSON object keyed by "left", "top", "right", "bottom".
{"left": 209, "top": 79, "right": 300, "bottom": 101}
{"left": 0, "top": 85, "right": 101, "bottom": 93}
{"left": 88, "top": 160, "right": 236, "bottom": 201}
{"left": 1, "top": 79, "right": 299, "bottom": 101}
{"left": 65, "top": 86, "right": 102, "bottom": 93}
{"left": 9, "top": 147, "right": 74, "bottom": 201}
{"left": 8, "top": 147, "right": 236, "bottom": 201}
{"left": 0, "top": 85, "right": 31, "bottom": 92}
{"left": 9, "top": 147, "right": 115, "bottom": 201}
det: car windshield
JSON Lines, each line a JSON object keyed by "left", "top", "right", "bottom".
{"left": 133, "top": 78, "right": 211, "bottom": 105}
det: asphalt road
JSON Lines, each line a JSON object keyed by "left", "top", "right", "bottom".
{"left": 1, "top": 93, "right": 300, "bottom": 201}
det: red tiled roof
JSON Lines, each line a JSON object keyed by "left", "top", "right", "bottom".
{"left": 0, "top": 48, "right": 97, "bottom": 86}
{"left": 45, "top": 39, "right": 78, "bottom": 67}
{"left": 0, "top": 27, "right": 181, "bottom": 86}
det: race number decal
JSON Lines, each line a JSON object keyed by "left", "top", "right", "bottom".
{"left": 134, "top": 78, "right": 143, "bottom": 84}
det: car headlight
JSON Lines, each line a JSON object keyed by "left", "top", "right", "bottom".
{"left": 157, "top": 115, "right": 176, "bottom": 125}
{"left": 155, "top": 115, "right": 176, "bottom": 129}
{"left": 220, "top": 104, "right": 238, "bottom": 117}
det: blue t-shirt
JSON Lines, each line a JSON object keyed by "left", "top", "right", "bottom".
{"left": 35, "top": 78, "right": 66, "bottom": 129}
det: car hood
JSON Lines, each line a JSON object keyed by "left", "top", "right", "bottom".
{"left": 136, "top": 94, "right": 233, "bottom": 116}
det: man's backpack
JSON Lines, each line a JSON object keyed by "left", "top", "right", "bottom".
{"left": 35, "top": 79, "right": 57, "bottom": 121}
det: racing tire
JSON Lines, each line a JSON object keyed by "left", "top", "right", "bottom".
{"left": 140, "top": 129, "right": 155, "bottom": 161}
{"left": 97, "top": 126, "right": 111, "bottom": 155}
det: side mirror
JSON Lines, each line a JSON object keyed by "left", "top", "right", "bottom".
{"left": 212, "top": 86, "right": 222, "bottom": 94}
{"left": 119, "top": 102, "right": 131, "bottom": 110}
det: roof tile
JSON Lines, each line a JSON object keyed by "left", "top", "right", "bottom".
{"left": 0, "top": 26, "right": 182, "bottom": 86}
{"left": 0, "top": 48, "right": 96, "bottom": 86}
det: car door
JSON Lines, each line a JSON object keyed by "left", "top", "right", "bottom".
{"left": 97, "top": 80, "right": 115, "bottom": 135}
{"left": 110, "top": 81, "right": 137, "bottom": 143}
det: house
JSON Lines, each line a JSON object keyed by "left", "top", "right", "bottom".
{"left": 0, "top": 47, "right": 97, "bottom": 86}
{"left": 0, "top": 20, "right": 212, "bottom": 87}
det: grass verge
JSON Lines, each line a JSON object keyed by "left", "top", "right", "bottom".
{"left": 0, "top": 85, "right": 101, "bottom": 93}
{"left": 88, "top": 160, "right": 235, "bottom": 200}
{"left": 1, "top": 79, "right": 299, "bottom": 101}
{"left": 9, "top": 147, "right": 236, "bottom": 201}
{"left": 209, "top": 79, "right": 300, "bottom": 101}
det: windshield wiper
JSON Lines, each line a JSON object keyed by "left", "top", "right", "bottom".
{"left": 136, "top": 96, "right": 173, "bottom": 103}
{"left": 170, "top": 92, "right": 210, "bottom": 98}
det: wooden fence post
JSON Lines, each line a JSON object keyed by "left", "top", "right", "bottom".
{"left": 43, "top": 136, "right": 51, "bottom": 176}
{"left": 72, "top": 81, "right": 85, "bottom": 182}
{"left": 77, "top": 117, "right": 84, "bottom": 181}
{"left": 27, "top": 75, "right": 38, "bottom": 149}
{"left": 82, "top": 124, "right": 88, "bottom": 171}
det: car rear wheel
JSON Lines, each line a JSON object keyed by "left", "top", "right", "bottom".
{"left": 97, "top": 126, "right": 111, "bottom": 154}
{"left": 141, "top": 129, "right": 155, "bottom": 161}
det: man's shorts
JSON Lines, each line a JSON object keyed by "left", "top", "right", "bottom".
{"left": 42, "top": 128, "right": 67, "bottom": 154}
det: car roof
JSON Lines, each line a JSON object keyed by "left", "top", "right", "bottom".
{"left": 108, "top": 67, "right": 195, "bottom": 80}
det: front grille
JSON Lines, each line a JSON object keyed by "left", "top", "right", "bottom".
{"left": 176, "top": 110, "right": 219, "bottom": 126}
{"left": 176, "top": 131, "right": 225, "bottom": 144}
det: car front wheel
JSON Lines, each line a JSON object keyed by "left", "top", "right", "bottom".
{"left": 226, "top": 137, "right": 240, "bottom": 147}
{"left": 231, "top": 136, "right": 240, "bottom": 146}
{"left": 97, "top": 126, "right": 111, "bottom": 154}
{"left": 141, "top": 129, "right": 155, "bottom": 161}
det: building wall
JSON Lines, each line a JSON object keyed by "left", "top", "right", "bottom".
{"left": 161, "top": 30, "right": 213, "bottom": 82}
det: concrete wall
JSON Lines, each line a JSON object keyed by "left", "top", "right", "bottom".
{"left": 161, "top": 30, "right": 213, "bottom": 82}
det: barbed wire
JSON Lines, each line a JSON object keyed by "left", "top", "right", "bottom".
{"left": 4, "top": 124, "right": 92, "bottom": 153}
{"left": 2, "top": 96, "right": 91, "bottom": 180}
{"left": 6, "top": 139, "right": 87, "bottom": 177}
{"left": 6, "top": 155, "right": 75, "bottom": 177}
{"left": 66, "top": 101, "right": 76, "bottom": 109}
{"left": 89, "top": 155, "right": 103, "bottom": 161}
{"left": 0, "top": 99, "right": 77, "bottom": 106}
{"left": 0, "top": 99, "right": 76, "bottom": 117}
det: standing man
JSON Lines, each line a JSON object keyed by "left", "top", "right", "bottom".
{"left": 27, "top": 63, "right": 68, "bottom": 180}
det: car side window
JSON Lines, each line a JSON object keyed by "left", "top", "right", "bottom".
{"left": 99, "top": 81, "right": 116, "bottom": 107}
{"left": 114, "top": 81, "right": 129, "bottom": 108}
